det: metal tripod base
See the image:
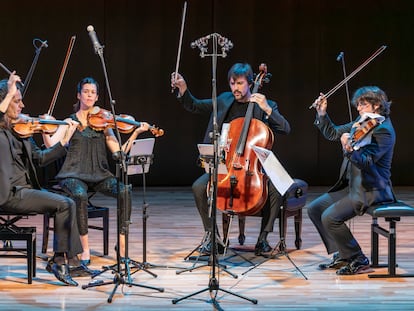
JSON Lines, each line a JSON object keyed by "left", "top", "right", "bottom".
{"left": 241, "top": 239, "right": 308, "bottom": 280}
{"left": 130, "top": 259, "right": 185, "bottom": 275}
{"left": 172, "top": 276, "right": 257, "bottom": 305}
{"left": 176, "top": 254, "right": 238, "bottom": 279}
{"left": 82, "top": 257, "right": 164, "bottom": 303}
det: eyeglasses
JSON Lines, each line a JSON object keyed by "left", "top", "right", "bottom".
{"left": 356, "top": 101, "right": 370, "bottom": 107}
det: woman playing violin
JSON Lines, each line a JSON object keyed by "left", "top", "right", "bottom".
{"left": 0, "top": 72, "right": 84, "bottom": 286}
{"left": 42, "top": 77, "right": 150, "bottom": 266}
{"left": 307, "top": 86, "right": 396, "bottom": 275}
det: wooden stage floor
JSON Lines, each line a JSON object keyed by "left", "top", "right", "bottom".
{"left": 1, "top": 186, "right": 414, "bottom": 310}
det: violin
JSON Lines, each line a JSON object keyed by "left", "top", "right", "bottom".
{"left": 12, "top": 114, "right": 68, "bottom": 138}
{"left": 350, "top": 118, "right": 379, "bottom": 148}
{"left": 87, "top": 106, "right": 164, "bottom": 137}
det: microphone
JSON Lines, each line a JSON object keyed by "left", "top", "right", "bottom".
{"left": 336, "top": 51, "right": 344, "bottom": 62}
{"left": 190, "top": 35, "right": 210, "bottom": 49}
{"left": 87, "top": 25, "right": 102, "bottom": 54}
{"left": 41, "top": 40, "right": 48, "bottom": 48}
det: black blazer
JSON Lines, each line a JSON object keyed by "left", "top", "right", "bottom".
{"left": 315, "top": 113, "right": 396, "bottom": 207}
{"left": 0, "top": 128, "right": 66, "bottom": 206}
{"left": 179, "top": 90, "right": 291, "bottom": 143}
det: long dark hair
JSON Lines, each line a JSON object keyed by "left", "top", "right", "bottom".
{"left": 73, "top": 77, "right": 99, "bottom": 112}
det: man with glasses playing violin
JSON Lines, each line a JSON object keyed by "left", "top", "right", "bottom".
{"left": 0, "top": 72, "right": 83, "bottom": 286}
{"left": 307, "top": 86, "right": 396, "bottom": 275}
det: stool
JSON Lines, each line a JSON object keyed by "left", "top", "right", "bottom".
{"left": 0, "top": 211, "right": 36, "bottom": 284}
{"left": 366, "top": 201, "right": 414, "bottom": 278}
{"left": 42, "top": 203, "right": 109, "bottom": 255}
{"left": 223, "top": 178, "right": 308, "bottom": 250}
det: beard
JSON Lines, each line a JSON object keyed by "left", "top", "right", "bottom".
{"left": 233, "top": 91, "right": 249, "bottom": 102}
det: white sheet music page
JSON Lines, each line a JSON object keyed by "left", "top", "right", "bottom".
{"left": 253, "top": 145, "right": 295, "bottom": 196}
{"left": 197, "top": 144, "right": 228, "bottom": 174}
{"left": 127, "top": 138, "right": 155, "bottom": 175}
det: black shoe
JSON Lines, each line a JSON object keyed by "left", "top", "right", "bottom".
{"left": 336, "top": 254, "right": 372, "bottom": 275}
{"left": 238, "top": 233, "right": 246, "bottom": 246}
{"left": 255, "top": 239, "right": 272, "bottom": 256}
{"left": 318, "top": 252, "right": 349, "bottom": 270}
{"left": 51, "top": 263, "right": 78, "bottom": 286}
{"left": 46, "top": 259, "right": 53, "bottom": 274}
{"left": 199, "top": 240, "right": 225, "bottom": 255}
{"left": 70, "top": 263, "right": 100, "bottom": 277}
{"left": 3, "top": 240, "right": 13, "bottom": 249}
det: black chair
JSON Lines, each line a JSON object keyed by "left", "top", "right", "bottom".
{"left": 0, "top": 210, "right": 37, "bottom": 284}
{"left": 41, "top": 191, "right": 109, "bottom": 255}
{"left": 222, "top": 179, "right": 308, "bottom": 250}
{"left": 366, "top": 201, "right": 414, "bottom": 278}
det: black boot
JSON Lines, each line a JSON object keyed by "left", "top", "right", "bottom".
{"left": 255, "top": 231, "right": 271, "bottom": 256}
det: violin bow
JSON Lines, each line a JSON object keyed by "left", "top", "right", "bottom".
{"left": 0, "top": 62, "right": 25, "bottom": 88}
{"left": 171, "top": 1, "right": 187, "bottom": 93}
{"left": 47, "top": 36, "right": 76, "bottom": 116}
{"left": 309, "top": 45, "right": 387, "bottom": 109}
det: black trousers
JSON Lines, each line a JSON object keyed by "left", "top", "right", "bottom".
{"left": 192, "top": 173, "right": 282, "bottom": 238}
{"left": 1, "top": 187, "right": 82, "bottom": 258}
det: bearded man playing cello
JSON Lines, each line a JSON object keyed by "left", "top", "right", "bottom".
{"left": 171, "top": 62, "right": 290, "bottom": 256}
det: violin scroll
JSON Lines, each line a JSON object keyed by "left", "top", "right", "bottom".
{"left": 149, "top": 126, "right": 164, "bottom": 137}
{"left": 253, "top": 63, "right": 272, "bottom": 90}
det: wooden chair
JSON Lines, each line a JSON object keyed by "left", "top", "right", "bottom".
{"left": 0, "top": 211, "right": 37, "bottom": 284}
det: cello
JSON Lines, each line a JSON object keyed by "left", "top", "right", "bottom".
{"left": 216, "top": 64, "right": 274, "bottom": 216}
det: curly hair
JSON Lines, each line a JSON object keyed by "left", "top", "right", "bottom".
{"left": 351, "top": 86, "right": 391, "bottom": 117}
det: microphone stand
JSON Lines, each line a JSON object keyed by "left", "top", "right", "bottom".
{"left": 172, "top": 33, "right": 257, "bottom": 307}
{"left": 81, "top": 35, "right": 163, "bottom": 303}
{"left": 337, "top": 52, "right": 353, "bottom": 122}
{"left": 337, "top": 51, "right": 356, "bottom": 234}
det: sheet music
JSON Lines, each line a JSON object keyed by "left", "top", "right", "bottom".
{"left": 197, "top": 144, "right": 228, "bottom": 175}
{"left": 127, "top": 138, "right": 155, "bottom": 175}
{"left": 253, "top": 145, "right": 295, "bottom": 196}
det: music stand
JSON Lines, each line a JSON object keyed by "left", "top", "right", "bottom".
{"left": 195, "top": 144, "right": 254, "bottom": 266}
{"left": 176, "top": 144, "right": 238, "bottom": 279}
{"left": 241, "top": 146, "right": 307, "bottom": 280}
{"left": 128, "top": 138, "right": 182, "bottom": 274}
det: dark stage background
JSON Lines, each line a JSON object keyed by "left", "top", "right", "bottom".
{"left": 1, "top": 0, "right": 413, "bottom": 187}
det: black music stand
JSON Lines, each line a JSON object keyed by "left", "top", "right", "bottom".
{"left": 128, "top": 139, "right": 183, "bottom": 274}
{"left": 241, "top": 146, "right": 307, "bottom": 280}
{"left": 172, "top": 33, "right": 257, "bottom": 307}
{"left": 81, "top": 26, "right": 163, "bottom": 303}
{"left": 176, "top": 149, "right": 238, "bottom": 279}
